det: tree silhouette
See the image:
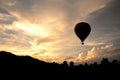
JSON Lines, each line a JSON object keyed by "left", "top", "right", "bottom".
{"left": 70, "top": 61, "right": 74, "bottom": 67}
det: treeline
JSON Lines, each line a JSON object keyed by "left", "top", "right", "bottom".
{"left": 0, "top": 51, "right": 120, "bottom": 79}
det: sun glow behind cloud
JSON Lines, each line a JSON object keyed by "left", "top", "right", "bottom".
{"left": 14, "top": 21, "right": 49, "bottom": 37}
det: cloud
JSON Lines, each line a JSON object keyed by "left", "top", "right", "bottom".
{"left": 32, "top": 50, "right": 63, "bottom": 63}
{"left": 85, "top": 44, "right": 120, "bottom": 63}
{"left": 0, "top": 9, "right": 16, "bottom": 24}
{"left": 31, "top": 36, "right": 59, "bottom": 45}
{"left": 0, "top": 0, "right": 111, "bottom": 23}
{"left": 65, "top": 44, "right": 120, "bottom": 64}
{"left": 87, "top": 0, "right": 120, "bottom": 45}
{"left": 87, "top": 45, "right": 114, "bottom": 59}
{"left": 0, "top": 23, "right": 34, "bottom": 55}
{"left": 79, "top": 0, "right": 120, "bottom": 63}
{"left": 0, "top": 0, "right": 112, "bottom": 63}
{"left": 0, "top": 0, "right": 111, "bottom": 41}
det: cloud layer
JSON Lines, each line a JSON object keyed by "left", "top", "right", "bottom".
{"left": 1, "top": 0, "right": 119, "bottom": 63}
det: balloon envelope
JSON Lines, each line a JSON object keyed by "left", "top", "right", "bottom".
{"left": 74, "top": 22, "right": 91, "bottom": 45}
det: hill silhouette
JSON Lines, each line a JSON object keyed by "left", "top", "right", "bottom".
{"left": 0, "top": 51, "right": 120, "bottom": 79}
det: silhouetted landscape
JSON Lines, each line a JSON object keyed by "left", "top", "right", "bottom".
{"left": 0, "top": 51, "right": 120, "bottom": 79}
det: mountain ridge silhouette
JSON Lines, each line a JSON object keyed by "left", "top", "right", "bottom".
{"left": 0, "top": 51, "right": 119, "bottom": 79}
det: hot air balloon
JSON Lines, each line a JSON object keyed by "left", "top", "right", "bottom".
{"left": 74, "top": 22, "right": 91, "bottom": 45}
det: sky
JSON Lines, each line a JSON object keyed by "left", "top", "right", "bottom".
{"left": 0, "top": 0, "right": 120, "bottom": 64}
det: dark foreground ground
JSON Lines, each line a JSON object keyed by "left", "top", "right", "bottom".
{"left": 0, "top": 51, "right": 120, "bottom": 79}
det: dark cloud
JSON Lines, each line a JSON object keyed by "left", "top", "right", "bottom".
{"left": 20, "top": 0, "right": 78, "bottom": 25}
{"left": 87, "top": 0, "right": 120, "bottom": 44}
{"left": 0, "top": 25, "right": 17, "bottom": 39}
{"left": 84, "top": 0, "right": 120, "bottom": 62}
{"left": 4, "top": 29, "right": 18, "bottom": 35}
{"left": 0, "top": 8, "right": 16, "bottom": 24}
{"left": 0, "top": 25, "right": 32, "bottom": 47}
{"left": 34, "top": 36, "right": 58, "bottom": 45}
{"left": 0, "top": 7, "right": 9, "bottom": 14}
